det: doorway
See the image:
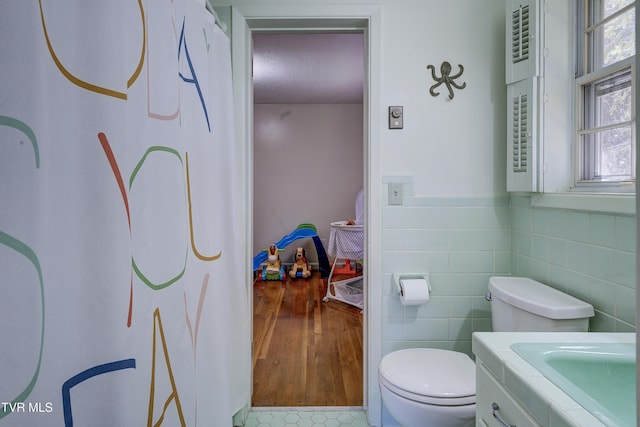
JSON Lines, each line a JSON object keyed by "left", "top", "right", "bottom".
{"left": 251, "top": 31, "right": 365, "bottom": 407}
{"left": 228, "top": 6, "right": 383, "bottom": 421}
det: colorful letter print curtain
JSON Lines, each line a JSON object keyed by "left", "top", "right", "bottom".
{"left": 0, "top": 1, "right": 249, "bottom": 425}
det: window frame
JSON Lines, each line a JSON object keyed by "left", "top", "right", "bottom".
{"left": 573, "top": 0, "right": 636, "bottom": 192}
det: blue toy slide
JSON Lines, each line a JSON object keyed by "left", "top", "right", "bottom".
{"left": 253, "top": 223, "right": 331, "bottom": 277}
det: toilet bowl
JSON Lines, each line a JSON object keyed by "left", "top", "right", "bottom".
{"left": 379, "top": 276, "right": 595, "bottom": 426}
{"left": 378, "top": 348, "right": 476, "bottom": 427}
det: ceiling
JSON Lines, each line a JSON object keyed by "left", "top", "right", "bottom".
{"left": 252, "top": 32, "right": 364, "bottom": 104}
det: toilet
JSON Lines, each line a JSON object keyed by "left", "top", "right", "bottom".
{"left": 378, "top": 276, "right": 594, "bottom": 426}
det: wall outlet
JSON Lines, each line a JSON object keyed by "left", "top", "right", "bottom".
{"left": 388, "top": 106, "right": 403, "bottom": 129}
{"left": 388, "top": 182, "right": 403, "bottom": 205}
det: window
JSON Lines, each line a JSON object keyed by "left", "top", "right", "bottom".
{"left": 575, "top": 0, "right": 636, "bottom": 189}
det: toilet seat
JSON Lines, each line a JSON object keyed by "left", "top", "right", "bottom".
{"left": 378, "top": 348, "right": 476, "bottom": 406}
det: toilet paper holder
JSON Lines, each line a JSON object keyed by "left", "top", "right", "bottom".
{"left": 392, "top": 273, "right": 431, "bottom": 297}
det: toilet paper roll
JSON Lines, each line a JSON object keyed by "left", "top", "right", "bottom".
{"left": 399, "top": 278, "right": 430, "bottom": 305}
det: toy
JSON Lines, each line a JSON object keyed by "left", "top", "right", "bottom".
{"left": 265, "top": 244, "right": 281, "bottom": 273}
{"left": 289, "top": 247, "right": 311, "bottom": 279}
{"left": 252, "top": 224, "right": 331, "bottom": 277}
{"left": 260, "top": 244, "right": 286, "bottom": 281}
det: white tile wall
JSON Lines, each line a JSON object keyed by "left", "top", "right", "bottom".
{"left": 380, "top": 183, "right": 636, "bottom": 361}
{"left": 379, "top": 181, "right": 636, "bottom": 425}
{"left": 381, "top": 180, "right": 509, "bottom": 357}
{"left": 510, "top": 195, "right": 636, "bottom": 332}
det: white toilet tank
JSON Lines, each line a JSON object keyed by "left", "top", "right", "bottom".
{"left": 488, "top": 276, "right": 594, "bottom": 332}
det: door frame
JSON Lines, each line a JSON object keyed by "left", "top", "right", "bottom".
{"left": 230, "top": 4, "right": 383, "bottom": 425}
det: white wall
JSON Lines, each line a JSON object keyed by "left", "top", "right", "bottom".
{"left": 253, "top": 104, "right": 363, "bottom": 265}
{"left": 380, "top": 0, "right": 506, "bottom": 198}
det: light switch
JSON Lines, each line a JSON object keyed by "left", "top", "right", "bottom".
{"left": 388, "top": 182, "right": 403, "bottom": 205}
{"left": 389, "top": 106, "right": 403, "bottom": 129}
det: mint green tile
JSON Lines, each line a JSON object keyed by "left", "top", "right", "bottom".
{"left": 512, "top": 230, "right": 532, "bottom": 256}
{"left": 615, "top": 250, "right": 636, "bottom": 288}
{"left": 587, "top": 245, "right": 615, "bottom": 280}
{"left": 567, "top": 211, "right": 590, "bottom": 242}
{"left": 423, "top": 229, "right": 451, "bottom": 251}
{"left": 510, "top": 195, "right": 531, "bottom": 208}
{"left": 472, "top": 295, "right": 491, "bottom": 314}
{"left": 548, "top": 265, "right": 570, "bottom": 292}
{"left": 382, "top": 315, "right": 404, "bottom": 340}
{"left": 615, "top": 285, "right": 636, "bottom": 325}
{"left": 549, "top": 404, "right": 578, "bottom": 427}
{"left": 449, "top": 318, "right": 471, "bottom": 340}
{"left": 615, "top": 215, "right": 636, "bottom": 252}
{"left": 589, "top": 213, "right": 616, "bottom": 248}
{"left": 494, "top": 251, "right": 511, "bottom": 274}
{"left": 590, "top": 311, "right": 616, "bottom": 332}
{"left": 404, "top": 317, "right": 428, "bottom": 340}
{"left": 589, "top": 277, "right": 616, "bottom": 314}
{"left": 504, "top": 366, "right": 549, "bottom": 426}
{"left": 547, "top": 237, "right": 568, "bottom": 266}
{"left": 478, "top": 207, "right": 503, "bottom": 227}
{"left": 532, "top": 234, "right": 550, "bottom": 262}
{"left": 472, "top": 317, "right": 492, "bottom": 333}
{"left": 533, "top": 208, "right": 550, "bottom": 234}
{"left": 565, "top": 270, "right": 591, "bottom": 303}
{"left": 547, "top": 209, "right": 570, "bottom": 239}
{"left": 381, "top": 250, "right": 447, "bottom": 274}
{"left": 422, "top": 296, "right": 450, "bottom": 318}
{"left": 383, "top": 295, "right": 404, "bottom": 317}
{"left": 615, "top": 320, "right": 635, "bottom": 332}
{"left": 494, "top": 228, "right": 511, "bottom": 251}
{"left": 426, "top": 318, "right": 449, "bottom": 341}
{"left": 493, "top": 206, "right": 511, "bottom": 228}
{"left": 566, "top": 241, "right": 590, "bottom": 273}
{"left": 449, "top": 229, "right": 493, "bottom": 250}
{"left": 513, "top": 254, "right": 533, "bottom": 277}
{"left": 443, "top": 276, "right": 473, "bottom": 296}
{"left": 471, "top": 275, "right": 493, "bottom": 296}
{"left": 450, "top": 251, "right": 494, "bottom": 273}
{"left": 383, "top": 229, "right": 449, "bottom": 251}
{"left": 449, "top": 296, "right": 472, "bottom": 317}
{"left": 531, "top": 259, "right": 550, "bottom": 284}
{"left": 448, "top": 207, "right": 493, "bottom": 229}
{"left": 442, "top": 207, "right": 468, "bottom": 228}
{"left": 511, "top": 206, "right": 533, "bottom": 231}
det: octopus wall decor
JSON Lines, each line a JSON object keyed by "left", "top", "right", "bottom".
{"left": 427, "top": 61, "right": 466, "bottom": 100}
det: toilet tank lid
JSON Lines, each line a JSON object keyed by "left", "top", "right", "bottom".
{"left": 489, "top": 276, "right": 594, "bottom": 319}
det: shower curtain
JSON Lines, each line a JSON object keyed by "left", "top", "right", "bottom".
{"left": 0, "top": 1, "right": 249, "bottom": 426}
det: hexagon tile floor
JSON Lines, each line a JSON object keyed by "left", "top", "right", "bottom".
{"left": 245, "top": 408, "right": 369, "bottom": 427}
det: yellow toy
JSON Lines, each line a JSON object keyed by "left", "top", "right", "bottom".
{"left": 260, "top": 244, "right": 286, "bottom": 281}
{"left": 265, "top": 244, "right": 281, "bottom": 273}
{"left": 289, "top": 247, "right": 311, "bottom": 279}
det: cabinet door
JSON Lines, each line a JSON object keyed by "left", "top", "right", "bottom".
{"left": 505, "top": 0, "right": 542, "bottom": 84}
{"left": 506, "top": 77, "right": 541, "bottom": 192}
{"left": 477, "top": 363, "right": 541, "bottom": 427}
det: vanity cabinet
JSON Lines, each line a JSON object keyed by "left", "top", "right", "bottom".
{"left": 476, "top": 361, "right": 541, "bottom": 427}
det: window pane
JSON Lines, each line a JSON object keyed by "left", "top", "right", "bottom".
{"left": 602, "top": 0, "right": 634, "bottom": 19}
{"left": 595, "top": 70, "right": 632, "bottom": 127}
{"left": 582, "top": 69, "right": 632, "bottom": 129}
{"left": 578, "top": 1, "right": 636, "bottom": 185}
{"left": 587, "top": 7, "right": 635, "bottom": 71}
{"left": 595, "top": 126, "right": 633, "bottom": 178}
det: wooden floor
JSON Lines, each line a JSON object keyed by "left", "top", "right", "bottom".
{"left": 252, "top": 271, "right": 363, "bottom": 407}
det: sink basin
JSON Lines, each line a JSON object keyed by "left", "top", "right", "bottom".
{"left": 511, "top": 342, "right": 636, "bottom": 427}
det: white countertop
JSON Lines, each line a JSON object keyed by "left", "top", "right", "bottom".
{"left": 472, "top": 332, "right": 636, "bottom": 427}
